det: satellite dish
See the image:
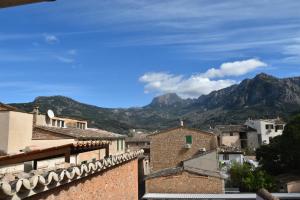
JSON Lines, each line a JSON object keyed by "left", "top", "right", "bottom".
{"left": 47, "top": 109, "right": 55, "bottom": 119}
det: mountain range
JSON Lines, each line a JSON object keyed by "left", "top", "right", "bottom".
{"left": 10, "top": 73, "right": 300, "bottom": 134}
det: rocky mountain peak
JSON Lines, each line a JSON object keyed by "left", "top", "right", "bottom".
{"left": 149, "top": 93, "right": 183, "bottom": 107}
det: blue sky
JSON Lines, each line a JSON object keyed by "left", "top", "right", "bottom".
{"left": 1, "top": 0, "right": 300, "bottom": 107}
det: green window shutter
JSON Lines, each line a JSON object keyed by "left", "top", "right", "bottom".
{"left": 186, "top": 135, "right": 192, "bottom": 144}
{"left": 117, "top": 139, "right": 119, "bottom": 151}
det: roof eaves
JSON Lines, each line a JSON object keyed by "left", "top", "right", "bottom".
{"left": 148, "top": 126, "right": 215, "bottom": 138}
{"left": 145, "top": 167, "right": 183, "bottom": 180}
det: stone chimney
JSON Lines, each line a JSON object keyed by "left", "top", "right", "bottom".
{"left": 32, "top": 106, "right": 39, "bottom": 126}
{"left": 33, "top": 106, "right": 39, "bottom": 115}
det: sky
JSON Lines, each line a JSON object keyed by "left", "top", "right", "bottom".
{"left": 1, "top": 0, "right": 300, "bottom": 107}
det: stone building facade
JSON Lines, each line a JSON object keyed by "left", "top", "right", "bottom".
{"left": 145, "top": 126, "right": 224, "bottom": 194}
{"left": 148, "top": 127, "right": 217, "bottom": 172}
{"left": 214, "top": 125, "right": 258, "bottom": 150}
{"left": 146, "top": 170, "right": 223, "bottom": 194}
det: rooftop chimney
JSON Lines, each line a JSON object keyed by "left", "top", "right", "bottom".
{"left": 33, "top": 106, "right": 39, "bottom": 115}
{"left": 32, "top": 106, "right": 39, "bottom": 126}
{"left": 180, "top": 120, "right": 184, "bottom": 127}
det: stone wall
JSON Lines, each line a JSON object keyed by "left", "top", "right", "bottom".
{"left": 220, "top": 132, "right": 241, "bottom": 148}
{"left": 149, "top": 128, "right": 217, "bottom": 172}
{"left": 146, "top": 171, "right": 223, "bottom": 194}
{"left": 29, "top": 159, "right": 138, "bottom": 200}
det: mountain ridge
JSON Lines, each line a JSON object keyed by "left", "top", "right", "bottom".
{"left": 9, "top": 73, "right": 300, "bottom": 134}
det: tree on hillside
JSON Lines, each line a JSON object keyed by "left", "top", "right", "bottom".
{"left": 256, "top": 114, "right": 300, "bottom": 175}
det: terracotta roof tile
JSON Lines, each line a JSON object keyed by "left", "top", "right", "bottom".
{"left": 34, "top": 125, "right": 126, "bottom": 140}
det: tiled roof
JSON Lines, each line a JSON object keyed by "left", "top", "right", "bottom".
{"left": 0, "top": 141, "right": 111, "bottom": 166}
{"left": 0, "top": 103, "right": 17, "bottom": 111}
{"left": 148, "top": 126, "right": 215, "bottom": 137}
{"left": 218, "top": 145, "right": 243, "bottom": 154}
{"left": 146, "top": 150, "right": 223, "bottom": 180}
{"left": 125, "top": 133, "right": 150, "bottom": 143}
{"left": 214, "top": 125, "right": 256, "bottom": 133}
{"left": 145, "top": 166, "right": 223, "bottom": 180}
{"left": 34, "top": 125, "right": 126, "bottom": 140}
{"left": 0, "top": 150, "right": 144, "bottom": 199}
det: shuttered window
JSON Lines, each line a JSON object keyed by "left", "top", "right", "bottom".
{"left": 186, "top": 135, "right": 192, "bottom": 144}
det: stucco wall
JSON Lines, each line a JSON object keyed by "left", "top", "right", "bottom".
{"left": 287, "top": 181, "right": 300, "bottom": 193}
{"left": 149, "top": 128, "right": 217, "bottom": 172}
{"left": 0, "top": 111, "right": 33, "bottom": 154}
{"left": 146, "top": 171, "right": 223, "bottom": 194}
{"left": 219, "top": 153, "right": 244, "bottom": 164}
{"left": 29, "top": 159, "right": 139, "bottom": 200}
{"left": 31, "top": 139, "right": 75, "bottom": 149}
{"left": 246, "top": 131, "right": 259, "bottom": 149}
{"left": 0, "top": 112, "right": 10, "bottom": 153}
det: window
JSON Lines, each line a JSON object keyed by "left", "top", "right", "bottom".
{"left": 230, "top": 132, "right": 233, "bottom": 136}
{"left": 117, "top": 139, "right": 120, "bottom": 151}
{"left": 77, "top": 122, "right": 86, "bottom": 129}
{"left": 186, "top": 135, "right": 192, "bottom": 144}
{"left": 57, "top": 120, "right": 64, "bottom": 128}
{"left": 223, "top": 154, "right": 229, "bottom": 160}
{"left": 275, "top": 125, "right": 284, "bottom": 132}
{"left": 52, "top": 119, "right": 56, "bottom": 126}
{"left": 265, "top": 124, "right": 274, "bottom": 129}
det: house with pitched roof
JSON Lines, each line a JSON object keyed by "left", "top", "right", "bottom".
{"left": 0, "top": 105, "right": 126, "bottom": 173}
{"left": 145, "top": 122, "right": 224, "bottom": 194}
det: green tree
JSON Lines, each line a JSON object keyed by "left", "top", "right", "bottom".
{"left": 229, "top": 163, "right": 277, "bottom": 192}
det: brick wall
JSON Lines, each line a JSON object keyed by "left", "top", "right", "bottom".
{"left": 29, "top": 159, "right": 139, "bottom": 200}
{"left": 146, "top": 171, "right": 223, "bottom": 193}
{"left": 149, "top": 128, "right": 217, "bottom": 171}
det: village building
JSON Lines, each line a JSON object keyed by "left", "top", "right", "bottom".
{"left": 277, "top": 174, "right": 300, "bottom": 193}
{"left": 245, "top": 118, "right": 285, "bottom": 145}
{"left": 145, "top": 124, "right": 224, "bottom": 194}
{"left": 125, "top": 132, "right": 150, "bottom": 154}
{"left": 0, "top": 105, "right": 126, "bottom": 173}
{"left": 213, "top": 125, "right": 258, "bottom": 150}
{"left": 145, "top": 150, "right": 224, "bottom": 194}
{"left": 0, "top": 148, "right": 144, "bottom": 200}
{"left": 0, "top": 103, "right": 144, "bottom": 200}
{"left": 218, "top": 145, "right": 244, "bottom": 165}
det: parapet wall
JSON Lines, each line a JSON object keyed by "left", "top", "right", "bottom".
{"left": 0, "top": 150, "right": 143, "bottom": 200}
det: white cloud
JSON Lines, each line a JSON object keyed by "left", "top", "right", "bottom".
{"left": 200, "top": 59, "right": 267, "bottom": 78}
{"left": 55, "top": 56, "right": 74, "bottom": 63}
{"left": 139, "top": 59, "right": 267, "bottom": 98}
{"left": 44, "top": 34, "right": 59, "bottom": 44}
